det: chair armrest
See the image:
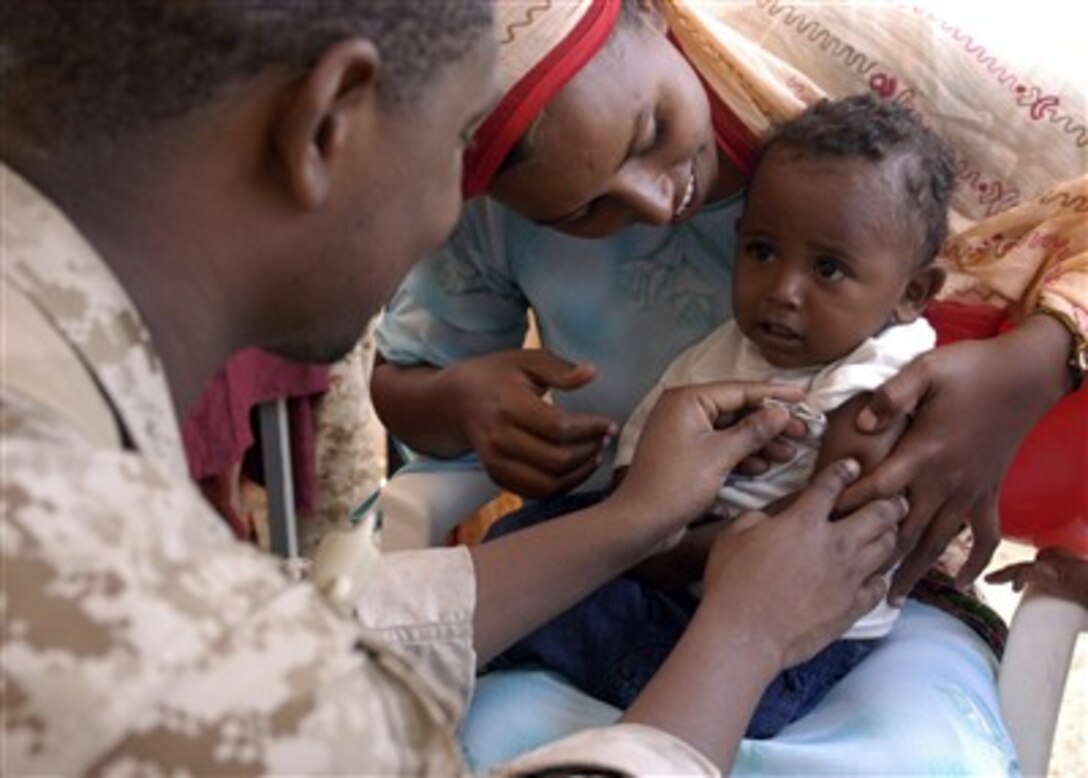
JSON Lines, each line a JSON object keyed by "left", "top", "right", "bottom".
{"left": 998, "top": 590, "right": 1088, "bottom": 776}
{"left": 379, "top": 464, "right": 501, "bottom": 551}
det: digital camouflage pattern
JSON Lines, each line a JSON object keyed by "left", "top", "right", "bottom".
{"left": 305, "top": 324, "right": 387, "bottom": 557}
{"left": 0, "top": 165, "right": 468, "bottom": 774}
{"left": 0, "top": 165, "right": 718, "bottom": 775}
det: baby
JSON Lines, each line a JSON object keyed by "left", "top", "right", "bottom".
{"left": 615, "top": 93, "right": 950, "bottom": 636}
{"left": 489, "top": 94, "right": 955, "bottom": 737}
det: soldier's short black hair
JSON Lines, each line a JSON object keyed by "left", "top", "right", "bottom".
{"left": 760, "top": 93, "right": 957, "bottom": 264}
{"left": 0, "top": 0, "right": 493, "bottom": 145}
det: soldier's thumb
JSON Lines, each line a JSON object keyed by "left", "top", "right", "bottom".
{"left": 712, "top": 404, "right": 791, "bottom": 473}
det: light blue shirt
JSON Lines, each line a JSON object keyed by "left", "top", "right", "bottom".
{"left": 377, "top": 193, "right": 746, "bottom": 488}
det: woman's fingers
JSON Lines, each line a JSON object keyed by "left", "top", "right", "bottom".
{"left": 856, "top": 356, "right": 931, "bottom": 433}
{"left": 775, "top": 458, "right": 901, "bottom": 579}
{"left": 491, "top": 423, "right": 604, "bottom": 477}
{"left": 889, "top": 499, "right": 962, "bottom": 601}
{"left": 487, "top": 453, "right": 602, "bottom": 499}
{"left": 513, "top": 398, "right": 617, "bottom": 448}
{"left": 473, "top": 386, "right": 615, "bottom": 496}
{"left": 956, "top": 494, "right": 1002, "bottom": 589}
{"left": 515, "top": 349, "right": 599, "bottom": 393}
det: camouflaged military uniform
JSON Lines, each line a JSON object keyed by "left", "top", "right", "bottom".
{"left": 305, "top": 325, "right": 386, "bottom": 557}
{"left": 1, "top": 166, "right": 718, "bottom": 775}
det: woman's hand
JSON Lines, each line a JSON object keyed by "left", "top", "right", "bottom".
{"left": 610, "top": 381, "right": 805, "bottom": 547}
{"left": 839, "top": 314, "right": 1074, "bottom": 600}
{"left": 447, "top": 348, "right": 618, "bottom": 498}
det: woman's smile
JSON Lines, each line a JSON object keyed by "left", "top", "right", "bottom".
{"left": 673, "top": 162, "right": 697, "bottom": 220}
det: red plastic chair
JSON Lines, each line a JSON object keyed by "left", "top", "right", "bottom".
{"left": 927, "top": 300, "right": 1087, "bottom": 775}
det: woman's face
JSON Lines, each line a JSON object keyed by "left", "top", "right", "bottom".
{"left": 488, "top": 16, "right": 719, "bottom": 239}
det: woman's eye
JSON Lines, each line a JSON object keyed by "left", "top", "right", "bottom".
{"left": 746, "top": 241, "right": 774, "bottom": 263}
{"left": 633, "top": 115, "right": 661, "bottom": 157}
{"left": 652, "top": 116, "right": 667, "bottom": 149}
{"left": 814, "top": 257, "right": 846, "bottom": 281}
{"left": 556, "top": 198, "right": 603, "bottom": 228}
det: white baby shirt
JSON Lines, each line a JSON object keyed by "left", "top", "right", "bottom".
{"left": 615, "top": 318, "right": 936, "bottom": 638}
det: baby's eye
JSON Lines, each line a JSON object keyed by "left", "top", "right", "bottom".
{"left": 814, "top": 257, "right": 846, "bottom": 281}
{"left": 745, "top": 240, "right": 775, "bottom": 263}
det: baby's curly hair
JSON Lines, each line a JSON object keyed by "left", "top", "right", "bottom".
{"left": 760, "top": 94, "right": 956, "bottom": 264}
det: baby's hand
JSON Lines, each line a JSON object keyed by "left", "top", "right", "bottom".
{"left": 985, "top": 546, "right": 1088, "bottom": 607}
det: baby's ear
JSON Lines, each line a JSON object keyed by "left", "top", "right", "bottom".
{"left": 893, "top": 264, "right": 946, "bottom": 323}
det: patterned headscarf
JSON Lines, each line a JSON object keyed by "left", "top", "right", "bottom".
{"left": 462, "top": 0, "right": 621, "bottom": 198}
{"left": 460, "top": 0, "right": 823, "bottom": 198}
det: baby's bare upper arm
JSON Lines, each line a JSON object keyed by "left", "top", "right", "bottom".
{"left": 815, "top": 392, "right": 909, "bottom": 478}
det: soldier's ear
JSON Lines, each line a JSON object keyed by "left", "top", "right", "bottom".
{"left": 272, "top": 38, "right": 381, "bottom": 210}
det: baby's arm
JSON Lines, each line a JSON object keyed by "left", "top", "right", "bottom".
{"left": 816, "top": 393, "right": 910, "bottom": 515}
{"left": 986, "top": 547, "right": 1088, "bottom": 607}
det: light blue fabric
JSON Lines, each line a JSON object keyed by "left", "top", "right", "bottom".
{"left": 377, "top": 194, "right": 745, "bottom": 491}
{"left": 461, "top": 601, "right": 1019, "bottom": 776}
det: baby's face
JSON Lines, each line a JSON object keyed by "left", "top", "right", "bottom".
{"left": 732, "top": 148, "right": 921, "bottom": 369}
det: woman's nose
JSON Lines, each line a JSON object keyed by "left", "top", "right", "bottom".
{"left": 613, "top": 165, "right": 675, "bottom": 225}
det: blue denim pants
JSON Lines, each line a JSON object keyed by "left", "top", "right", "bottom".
{"left": 485, "top": 491, "right": 876, "bottom": 739}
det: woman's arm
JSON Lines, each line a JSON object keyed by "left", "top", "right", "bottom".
{"left": 842, "top": 313, "right": 1075, "bottom": 599}
{"left": 371, "top": 200, "right": 619, "bottom": 497}
{"left": 842, "top": 177, "right": 1086, "bottom": 598}
{"left": 372, "top": 349, "right": 617, "bottom": 497}
{"left": 370, "top": 356, "right": 472, "bottom": 458}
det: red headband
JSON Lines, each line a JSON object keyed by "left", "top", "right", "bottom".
{"left": 462, "top": 0, "right": 622, "bottom": 199}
